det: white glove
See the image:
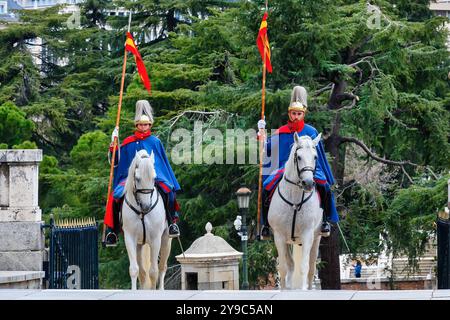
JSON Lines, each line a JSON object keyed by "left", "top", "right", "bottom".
{"left": 111, "top": 127, "right": 119, "bottom": 142}
{"left": 257, "top": 119, "right": 266, "bottom": 130}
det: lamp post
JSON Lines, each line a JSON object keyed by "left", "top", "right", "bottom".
{"left": 235, "top": 187, "right": 251, "bottom": 290}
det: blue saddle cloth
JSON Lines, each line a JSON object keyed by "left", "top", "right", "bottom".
{"left": 262, "top": 169, "right": 339, "bottom": 223}
{"left": 113, "top": 179, "right": 172, "bottom": 199}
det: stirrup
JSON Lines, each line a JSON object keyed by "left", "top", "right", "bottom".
{"left": 320, "top": 222, "right": 331, "bottom": 237}
{"left": 260, "top": 225, "right": 271, "bottom": 239}
{"left": 168, "top": 224, "right": 180, "bottom": 238}
{"left": 105, "top": 232, "right": 119, "bottom": 247}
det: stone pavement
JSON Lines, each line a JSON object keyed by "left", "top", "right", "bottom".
{"left": 0, "top": 289, "right": 449, "bottom": 300}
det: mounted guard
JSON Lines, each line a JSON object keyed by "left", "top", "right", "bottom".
{"left": 103, "top": 100, "right": 181, "bottom": 246}
{"left": 258, "top": 85, "right": 339, "bottom": 238}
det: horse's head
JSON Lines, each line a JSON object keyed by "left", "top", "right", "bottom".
{"left": 287, "top": 133, "right": 322, "bottom": 192}
{"left": 126, "top": 149, "right": 157, "bottom": 212}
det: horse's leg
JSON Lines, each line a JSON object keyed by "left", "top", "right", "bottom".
{"left": 299, "top": 232, "right": 314, "bottom": 290}
{"left": 274, "top": 233, "right": 290, "bottom": 290}
{"left": 123, "top": 232, "right": 139, "bottom": 291}
{"left": 284, "top": 244, "right": 295, "bottom": 290}
{"left": 142, "top": 244, "right": 152, "bottom": 289}
{"left": 307, "top": 235, "right": 321, "bottom": 290}
{"left": 149, "top": 236, "right": 161, "bottom": 290}
{"left": 136, "top": 244, "right": 145, "bottom": 289}
{"left": 157, "top": 235, "right": 172, "bottom": 290}
{"left": 137, "top": 244, "right": 151, "bottom": 289}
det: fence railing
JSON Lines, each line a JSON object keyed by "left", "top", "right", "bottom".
{"left": 164, "top": 264, "right": 181, "bottom": 290}
{"left": 44, "top": 217, "right": 99, "bottom": 289}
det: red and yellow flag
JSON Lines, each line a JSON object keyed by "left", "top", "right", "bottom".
{"left": 256, "top": 12, "right": 272, "bottom": 73}
{"left": 125, "top": 32, "right": 151, "bottom": 94}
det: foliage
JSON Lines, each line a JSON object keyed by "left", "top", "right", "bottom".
{"left": 384, "top": 174, "right": 449, "bottom": 268}
{"left": 12, "top": 140, "right": 38, "bottom": 149}
{"left": 0, "top": 101, "right": 34, "bottom": 147}
{"left": 247, "top": 241, "right": 278, "bottom": 289}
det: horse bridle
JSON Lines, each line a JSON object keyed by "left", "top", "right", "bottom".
{"left": 279, "top": 146, "right": 316, "bottom": 241}
{"left": 283, "top": 147, "right": 316, "bottom": 187}
{"left": 124, "top": 154, "right": 159, "bottom": 244}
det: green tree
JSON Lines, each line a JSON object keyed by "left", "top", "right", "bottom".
{"left": 0, "top": 101, "right": 34, "bottom": 147}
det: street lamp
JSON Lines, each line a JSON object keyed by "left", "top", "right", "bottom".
{"left": 235, "top": 187, "right": 251, "bottom": 290}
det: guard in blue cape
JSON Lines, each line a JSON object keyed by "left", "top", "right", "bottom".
{"left": 258, "top": 86, "right": 339, "bottom": 238}
{"left": 104, "top": 100, "right": 181, "bottom": 246}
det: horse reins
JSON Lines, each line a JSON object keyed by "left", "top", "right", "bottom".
{"left": 278, "top": 147, "right": 316, "bottom": 241}
{"left": 125, "top": 189, "right": 159, "bottom": 244}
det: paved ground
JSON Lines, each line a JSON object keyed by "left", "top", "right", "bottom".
{"left": 0, "top": 289, "right": 449, "bottom": 300}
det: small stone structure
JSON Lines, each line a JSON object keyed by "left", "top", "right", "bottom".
{"left": 0, "top": 149, "right": 45, "bottom": 288}
{"left": 176, "top": 222, "right": 242, "bottom": 290}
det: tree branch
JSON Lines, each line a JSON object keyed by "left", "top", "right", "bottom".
{"left": 386, "top": 110, "right": 418, "bottom": 131}
{"left": 401, "top": 165, "right": 414, "bottom": 184}
{"left": 339, "top": 136, "right": 419, "bottom": 167}
{"left": 335, "top": 97, "right": 359, "bottom": 112}
{"left": 168, "top": 110, "right": 228, "bottom": 131}
{"left": 313, "top": 83, "right": 334, "bottom": 97}
{"left": 353, "top": 50, "right": 382, "bottom": 61}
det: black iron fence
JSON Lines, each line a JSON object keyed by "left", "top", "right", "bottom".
{"left": 437, "top": 216, "right": 450, "bottom": 289}
{"left": 45, "top": 217, "right": 99, "bottom": 289}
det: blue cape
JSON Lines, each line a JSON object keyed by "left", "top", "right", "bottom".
{"left": 263, "top": 124, "right": 335, "bottom": 185}
{"left": 112, "top": 134, "right": 181, "bottom": 194}
{"left": 262, "top": 123, "right": 339, "bottom": 223}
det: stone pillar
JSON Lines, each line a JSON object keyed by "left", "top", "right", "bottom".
{"left": 0, "top": 150, "right": 44, "bottom": 274}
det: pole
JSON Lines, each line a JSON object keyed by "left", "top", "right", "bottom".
{"left": 241, "top": 207, "right": 249, "bottom": 290}
{"left": 257, "top": 28, "right": 268, "bottom": 239}
{"left": 101, "top": 12, "right": 132, "bottom": 244}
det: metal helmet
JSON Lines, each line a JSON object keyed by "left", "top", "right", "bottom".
{"left": 134, "top": 100, "right": 154, "bottom": 126}
{"left": 288, "top": 86, "right": 308, "bottom": 113}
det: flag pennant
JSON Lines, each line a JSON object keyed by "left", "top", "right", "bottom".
{"left": 256, "top": 12, "right": 272, "bottom": 73}
{"left": 125, "top": 32, "right": 151, "bottom": 94}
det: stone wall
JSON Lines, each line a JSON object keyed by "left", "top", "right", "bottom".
{"left": 341, "top": 277, "right": 435, "bottom": 290}
{"left": 0, "top": 150, "right": 44, "bottom": 287}
{"left": 0, "top": 271, "right": 44, "bottom": 289}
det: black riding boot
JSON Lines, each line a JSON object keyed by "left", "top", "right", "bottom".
{"left": 260, "top": 189, "right": 271, "bottom": 238}
{"left": 316, "top": 184, "right": 331, "bottom": 236}
{"left": 105, "top": 198, "right": 122, "bottom": 247}
{"left": 167, "top": 206, "right": 180, "bottom": 238}
{"left": 158, "top": 187, "right": 180, "bottom": 238}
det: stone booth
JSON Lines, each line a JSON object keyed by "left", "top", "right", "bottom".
{"left": 176, "top": 222, "right": 242, "bottom": 290}
{"left": 0, "top": 150, "right": 45, "bottom": 288}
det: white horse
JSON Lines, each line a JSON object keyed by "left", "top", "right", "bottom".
{"left": 268, "top": 133, "right": 323, "bottom": 290}
{"left": 122, "top": 149, "right": 172, "bottom": 290}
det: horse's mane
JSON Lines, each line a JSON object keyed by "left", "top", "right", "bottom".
{"left": 125, "top": 150, "right": 155, "bottom": 197}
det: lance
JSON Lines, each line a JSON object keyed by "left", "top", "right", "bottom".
{"left": 257, "top": 1, "right": 269, "bottom": 239}
{"left": 102, "top": 12, "right": 133, "bottom": 245}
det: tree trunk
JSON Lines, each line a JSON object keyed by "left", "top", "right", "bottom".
{"left": 318, "top": 223, "right": 341, "bottom": 289}
{"left": 167, "top": 9, "right": 177, "bottom": 33}
{"left": 319, "top": 83, "right": 348, "bottom": 289}
{"left": 324, "top": 113, "right": 345, "bottom": 186}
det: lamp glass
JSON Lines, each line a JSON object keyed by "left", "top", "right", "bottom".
{"left": 237, "top": 193, "right": 250, "bottom": 209}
